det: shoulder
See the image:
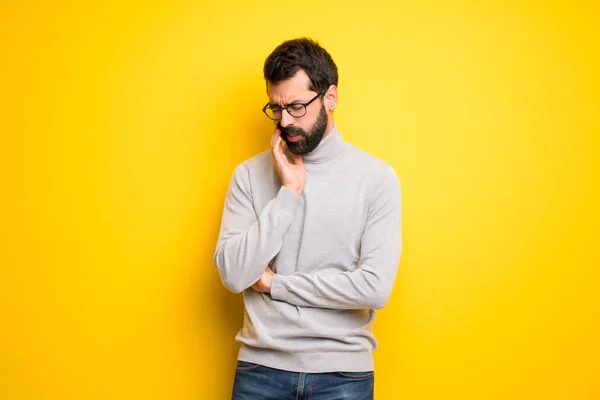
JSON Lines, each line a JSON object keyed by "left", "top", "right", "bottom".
{"left": 227, "top": 150, "right": 274, "bottom": 191}
{"left": 344, "top": 146, "right": 402, "bottom": 211}
{"left": 231, "top": 150, "right": 272, "bottom": 176}
{"left": 345, "top": 145, "right": 400, "bottom": 187}
{"left": 242, "top": 150, "right": 272, "bottom": 171}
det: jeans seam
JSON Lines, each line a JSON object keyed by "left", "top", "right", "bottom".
{"left": 295, "top": 373, "right": 301, "bottom": 400}
{"left": 235, "top": 361, "right": 260, "bottom": 372}
{"left": 335, "top": 371, "right": 374, "bottom": 380}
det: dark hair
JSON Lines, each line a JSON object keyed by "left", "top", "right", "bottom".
{"left": 263, "top": 37, "right": 338, "bottom": 93}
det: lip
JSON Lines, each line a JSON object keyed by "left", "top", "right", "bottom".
{"left": 286, "top": 132, "right": 303, "bottom": 142}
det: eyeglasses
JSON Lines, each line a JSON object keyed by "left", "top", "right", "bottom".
{"left": 262, "top": 91, "right": 325, "bottom": 120}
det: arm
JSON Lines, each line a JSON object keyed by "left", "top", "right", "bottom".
{"left": 269, "top": 166, "right": 402, "bottom": 309}
{"left": 214, "top": 128, "right": 306, "bottom": 294}
{"left": 213, "top": 163, "right": 301, "bottom": 294}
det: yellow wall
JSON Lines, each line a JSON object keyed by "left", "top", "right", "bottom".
{"left": 1, "top": 1, "right": 599, "bottom": 399}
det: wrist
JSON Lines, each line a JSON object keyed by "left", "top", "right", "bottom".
{"left": 270, "top": 274, "right": 282, "bottom": 299}
{"left": 284, "top": 184, "right": 302, "bottom": 196}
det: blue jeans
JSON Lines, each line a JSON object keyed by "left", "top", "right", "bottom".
{"left": 231, "top": 361, "right": 374, "bottom": 399}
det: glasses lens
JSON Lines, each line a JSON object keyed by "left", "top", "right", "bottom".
{"left": 287, "top": 104, "right": 306, "bottom": 117}
{"left": 265, "top": 108, "right": 281, "bottom": 120}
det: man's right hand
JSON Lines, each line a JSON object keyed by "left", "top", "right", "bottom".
{"left": 271, "top": 128, "right": 306, "bottom": 196}
{"left": 251, "top": 266, "right": 275, "bottom": 293}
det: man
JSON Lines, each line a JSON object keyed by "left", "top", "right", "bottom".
{"left": 213, "top": 37, "right": 402, "bottom": 399}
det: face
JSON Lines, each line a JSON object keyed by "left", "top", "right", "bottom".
{"left": 267, "top": 69, "right": 333, "bottom": 155}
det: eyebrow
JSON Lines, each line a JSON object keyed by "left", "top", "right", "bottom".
{"left": 268, "top": 99, "right": 305, "bottom": 108}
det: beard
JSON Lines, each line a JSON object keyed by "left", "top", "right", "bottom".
{"left": 278, "top": 105, "right": 328, "bottom": 155}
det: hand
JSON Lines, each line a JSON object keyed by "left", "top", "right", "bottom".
{"left": 251, "top": 266, "right": 275, "bottom": 293}
{"left": 271, "top": 128, "right": 306, "bottom": 196}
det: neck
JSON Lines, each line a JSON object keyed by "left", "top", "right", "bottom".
{"left": 301, "top": 123, "right": 348, "bottom": 164}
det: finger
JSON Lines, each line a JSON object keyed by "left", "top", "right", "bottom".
{"left": 290, "top": 152, "right": 304, "bottom": 166}
{"left": 276, "top": 136, "right": 292, "bottom": 165}
{"left": 272, "top": 136, "right": 287, "bottom": 166}
{"left": 270, "top": 128, "right": 281, "bottom": 150}
{"left": 270, "top": 131, "right": 281, "bottom": 166}
{"left": 270, "top": 129, "right": 277, "bottom": 151}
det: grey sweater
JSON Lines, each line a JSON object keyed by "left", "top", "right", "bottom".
{"left": 213, "top": 124, "right": 402, "bottom": 373}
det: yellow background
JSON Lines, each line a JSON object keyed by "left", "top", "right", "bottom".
{"left": 1, "top": 1, "right": 599, "bottom": 399}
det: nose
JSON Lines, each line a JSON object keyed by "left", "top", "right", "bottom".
{"left": 279, "top": 108, "right": 294, "bottom": 128}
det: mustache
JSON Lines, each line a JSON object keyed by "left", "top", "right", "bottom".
{"left": 278, "top": 125, "right": 306, "bottom": 137}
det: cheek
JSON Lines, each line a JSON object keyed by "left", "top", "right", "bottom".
{"left": 299, "top": 118, "right": 315, "bottom": 133}
{"left": 303, "top": 107, "right": 321, "bottom": 127}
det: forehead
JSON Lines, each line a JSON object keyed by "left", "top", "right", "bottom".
{"left": 267, "top": 69, "right": 313, "bottom": 103}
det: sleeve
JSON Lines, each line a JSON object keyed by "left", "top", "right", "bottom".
{"left": 213, "top": 163, "right": 301, "bottom": 293}
{"left": 269, "top": 166, "right": 402, "bottom": 309}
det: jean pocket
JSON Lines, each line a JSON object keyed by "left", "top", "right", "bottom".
{"left": 236, "top": 360, "right": 261, "bottom": 371}
{"left": 334, "top": 371, "right": 374, "bottom": 380}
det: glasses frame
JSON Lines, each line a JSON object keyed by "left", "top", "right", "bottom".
{"left": 262, "top": 91, "right": 325, "bottom": 120}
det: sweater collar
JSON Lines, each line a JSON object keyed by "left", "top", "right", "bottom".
{"left": 302, "top": 124, "right": 348, "bottom": 164}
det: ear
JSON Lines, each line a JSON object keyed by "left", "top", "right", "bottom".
{"left": 324, "top": 85, "right": 338, "bottom": 112}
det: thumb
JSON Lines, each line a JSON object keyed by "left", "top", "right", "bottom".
{"left": 291, "top": 153, "right": 304, "bottom": 166}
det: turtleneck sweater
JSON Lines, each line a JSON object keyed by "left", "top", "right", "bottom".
{"left": 213, "top": 124, "right": 402, "bottom": 373}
